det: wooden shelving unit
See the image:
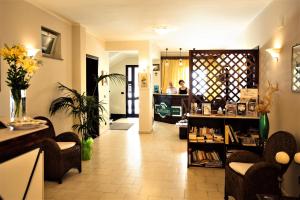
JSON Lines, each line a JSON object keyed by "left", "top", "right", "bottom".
{"left": 187, "top": 114, "right": 262, "bottom": 168}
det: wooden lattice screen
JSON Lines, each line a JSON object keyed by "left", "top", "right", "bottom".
{"left": 189, "top": 49, "right": 259, "bottom": 102}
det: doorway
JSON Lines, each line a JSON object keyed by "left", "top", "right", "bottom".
{"left": 86, "top": 54, "right": 99, "bottom": 137}
{"left": 126, "top": 65, "right": 139, "bottom": 117}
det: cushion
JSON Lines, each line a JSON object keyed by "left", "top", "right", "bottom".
{"left": 229, "top": 162, "right": 254, "bottom": 176}
{"left": 56, "top": 142, "right": 76, "bottom": 150}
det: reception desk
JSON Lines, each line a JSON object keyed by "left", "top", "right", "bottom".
{"left": 153, "top": 94, "right": 189, "bottom": 124}
{"left": 0, "top": 125, "right": 50, "bottom": 163}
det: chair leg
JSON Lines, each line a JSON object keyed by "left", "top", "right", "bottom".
{"left": 224, "top": 194, "right": 229, "bottom": 200}
{"left": 58, "top": 179, "right": 62, "bottom": 184}
{"left": 78, "top": 167, "right": 82, "bottom": 173}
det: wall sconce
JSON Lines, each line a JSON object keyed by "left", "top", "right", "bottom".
{"left": 266, "top": 48, "right": 281, "bottom": 61}
{"left": 26, "top": 46, "right": 40, "bottom": 57}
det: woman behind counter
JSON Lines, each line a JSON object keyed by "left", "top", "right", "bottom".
{"left": 178, "top": 80, "right": 188, "bottom": 94}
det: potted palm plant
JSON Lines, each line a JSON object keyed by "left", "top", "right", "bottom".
{"left": 49, "top": 73, "right": 124, "bottom": 160}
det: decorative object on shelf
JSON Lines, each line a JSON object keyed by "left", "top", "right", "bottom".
{"left": 225, "top": 103, "right": 237, "bottom": 116}
{"left": 202, "top": 103, "right": 211, "bottom": 115}
{"left": 259, "top": 113, "right": 269, "bottom": 141}
{"left": 237, "top": 103, "right": 247, "bottom": 116}
{"left": 0, "top": 44, "right": 41, "bottom": 121}
{"left": 247, "top": 100, "right": 257, "bottom": 116}
{"left": 257, "top": 81, "right": 279, "bottom": 140}
{"left": 292, "top": 44, "right": 300, "bottom": 92}
{"left": 294, "top": 152, "right": 300, "bottom": 164}
{"left": 49, "top": 73, "right": 124, "bottom": 160}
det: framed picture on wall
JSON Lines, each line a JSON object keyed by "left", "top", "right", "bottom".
{"left": 139, "top": 72, "right": 148, "bottom": 88}
{"left": 153, "top": 64, "right": 160, "bottom": 71}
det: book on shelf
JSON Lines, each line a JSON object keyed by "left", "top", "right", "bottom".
{"left": 229, "top": 125, "right": 239, "bottom": 143}
{"left": 190, "top": 150, "right": 222, "bottom": 167}
{"left": 189, "top": 126, "right": 224, "bottom": 143}
{"left": 225, "top": 125, "right": 240, "bottom": 144}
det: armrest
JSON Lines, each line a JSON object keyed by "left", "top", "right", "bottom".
{"left": 55, "top": 132, "right": 81, "bottom": 145}
{"left": 244, "top": 162, "right": 281, "bottom": 195}
{"left": 226, "top": 150, "right": 262, "bottom": 164}
{"left": 41, "top": 138, "right": 61, "bottom": 155}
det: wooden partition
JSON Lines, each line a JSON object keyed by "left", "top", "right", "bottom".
{"left": 189, "top": 49, "right": 259, "bottom": 104}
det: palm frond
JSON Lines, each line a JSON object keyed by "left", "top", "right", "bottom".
{"left": 49, "top": 97, "right": 74, "bottom": 116}
{"left": 96, "top": 73, "right": 125, "bottom": 85}
{"left": 57, "top": 82, "right": 82, "bottom": 100}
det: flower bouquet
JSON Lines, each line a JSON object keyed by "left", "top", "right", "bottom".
{"left": 257, "top": 81, "right": 279, "bottom": 140}
{"left": 0, "top": 44, "right": 41, "bottom": 120}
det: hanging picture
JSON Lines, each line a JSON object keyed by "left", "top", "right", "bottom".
{"left": 139, "top": 72, "right": 148, "bottom": 88}
{"left": 153, "top": 64, "right": 160, "bottom": 71}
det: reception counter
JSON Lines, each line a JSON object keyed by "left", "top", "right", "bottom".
{"left": 153, "top": 94, "right": 189, "bottom": 124}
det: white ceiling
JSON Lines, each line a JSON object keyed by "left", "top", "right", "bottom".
{"left": 27, "top": 0, "right": 272, "bottom": 50}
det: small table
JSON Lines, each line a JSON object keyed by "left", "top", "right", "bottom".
{"left": 0, "top": 125, "right": 50, "bottom": 163}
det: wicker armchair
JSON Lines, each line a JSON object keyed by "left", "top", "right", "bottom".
{"left": 225, "top": 131, "right": 297, "bottom": 200}
{"left": 34, "top": 116, "right": 81, "bottom": 184}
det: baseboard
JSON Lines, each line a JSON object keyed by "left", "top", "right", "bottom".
{"left": 139, "top": 128, "right": 153, "bottom": 134}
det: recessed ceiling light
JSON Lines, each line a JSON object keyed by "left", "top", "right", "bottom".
{"left": 153, "top": 25, "right": 175, "bottom": 35}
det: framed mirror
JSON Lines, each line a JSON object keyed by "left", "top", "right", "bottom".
{"left": 292, "top": 44, "right": 300, "bottom": 92}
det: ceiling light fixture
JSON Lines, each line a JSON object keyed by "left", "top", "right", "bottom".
{"left": 179, "top": 48, "right": 183, "bottom": 66}
{"left": 153, "top": 25, "right": 175, "bottom": 35}
{"left": 154, "top": 26, "right": 169, "bottom": 35}
{"left": 165, "top": 48, "right": 169, "bottom": 66}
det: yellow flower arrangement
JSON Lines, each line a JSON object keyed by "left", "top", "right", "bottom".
{"left": 0, "top": 44, "right": 41, "bottom": 118}
{"left": 0, "top": 44, "right": 41, "bottom": 89}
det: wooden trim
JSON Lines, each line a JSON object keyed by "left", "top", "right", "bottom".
{"left": 86, "top": 54, "right": 99, "bottom": 60}
{"left": 161, "top": 56, "right": 189, "bottom": 60}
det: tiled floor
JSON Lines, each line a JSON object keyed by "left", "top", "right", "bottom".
{"left": 45, "top": 119, "right": 225, "bottom": 200}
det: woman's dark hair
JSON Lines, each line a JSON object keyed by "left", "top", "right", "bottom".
{"left": 179, "top": 80, "right": 185, "bottom": 84}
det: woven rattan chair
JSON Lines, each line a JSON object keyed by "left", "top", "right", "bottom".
{"left": 225, "top": 131, "right": 297, "bottom": 200}
{"left": 34, "top": 116, "right": 81, "bottom": 184}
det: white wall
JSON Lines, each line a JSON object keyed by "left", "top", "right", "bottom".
{"left": 109, "top": 56, "right": 138, "bottom": 114}
{"left": 236, "top": 0, "right": 300, "bottom": 195}
{"left": 0, "top": 0, "right": 73, "bottom": 133}
{"left": 0, "top": 1, "right": 110, "bottom": 135}
{"left": 106, "top": 41, "right": 153, "bottom": 133}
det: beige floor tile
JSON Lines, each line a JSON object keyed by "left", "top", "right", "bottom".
{"left": 44, "top": 120, "right": 225, "bottom": 200}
